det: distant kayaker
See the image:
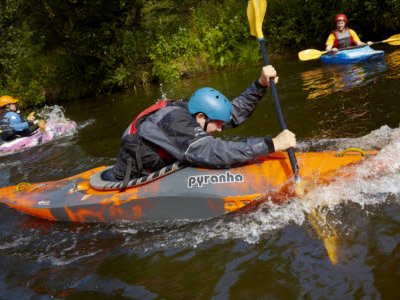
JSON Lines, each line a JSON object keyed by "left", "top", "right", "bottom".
{"left": 325, "top": 14, "right": 372, "bottom": 52}
{"left": 0, "top": 95, "right": 40, "bottom": 141}
{"left": 103, "top": 65, "right": 297, "bottom": 182}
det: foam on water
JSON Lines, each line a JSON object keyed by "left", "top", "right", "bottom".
{"left": 298, "top": 125, "right": 395, "bottom": 151}
{"left": 252, "top": 126, "right": 399, "bottom": 236}
{"left": 77, "top": 118, "right": 95, "bottom": 130}
{"left": 302, "top": 126, "right": 400, "bottom": 209}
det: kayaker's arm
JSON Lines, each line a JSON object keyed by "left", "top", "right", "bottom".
{"left": 349, "top": 29, "right": 361, "bottom": 45}
{"left": 350, "top": 30, "right": 372, "bottom": 46}
{"left": 325, "top": 33, "right": 335, "bottom": 51}
{"left": 228, "top": 65, "right": 277, "bottom": 128}
{"left": 183, "top": 129, "right": 295, "bottom": 168}
{"left": 183, "top": 135, "right": 273, "bottom": 168}
{"left": 227, "top": 81, "right": 266, "bottom": 128}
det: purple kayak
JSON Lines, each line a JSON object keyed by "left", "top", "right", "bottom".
{"left": 0, "top": 119, "right": 77, "bottom": 156}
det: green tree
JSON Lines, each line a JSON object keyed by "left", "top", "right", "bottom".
{"left": 1, "top": 0, "right": 399, "bottom": 106}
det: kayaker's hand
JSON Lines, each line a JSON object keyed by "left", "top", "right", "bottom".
{"left": 332, "top": 47, "right": 338, "bottom": 52}
{"left": 258, "top": 65, "right": 278, "bottom": 87}
{"left": 27, "top": 112, "right": 36, "bottom": 122}
{"left": 367, "top": 41, "right": 373, "bottom": 46}
{"left": 272, "top": 129, "right": 296, "bottom": 152}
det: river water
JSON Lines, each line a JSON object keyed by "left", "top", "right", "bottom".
{"left": 0, "top": 47, "right": 400, "bottom": 299}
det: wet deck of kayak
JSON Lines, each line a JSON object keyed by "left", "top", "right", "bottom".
{"left": 0, "top": 47, "right": 399, "bottom": 298}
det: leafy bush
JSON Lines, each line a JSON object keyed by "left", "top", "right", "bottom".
{"left": 1, "top": 0, "right": 399, "bottom": 105}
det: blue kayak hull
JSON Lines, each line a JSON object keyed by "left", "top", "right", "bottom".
{"left": 320, "top": 46, "right": 384, "bottom": 64}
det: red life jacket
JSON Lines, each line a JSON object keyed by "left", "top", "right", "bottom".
{"left": 129, "top": 99, "right": 170, "bottom": 134}
{"left": 128, "top": 99, "right": 173, "bottom": 161}
{"left": 332, "top": 28, "right": 355, "bottom": 49}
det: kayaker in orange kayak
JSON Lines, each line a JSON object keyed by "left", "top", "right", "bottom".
{"left": 325, "top": 14, "right": 372, "bottom": 52}
{"left": 103, "top": 65, "right": 297, "bottom": 182}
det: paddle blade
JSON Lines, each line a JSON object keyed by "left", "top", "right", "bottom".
{"left": 27, "top": 111, "right": 35, "bottom": 121}
{"left": 298, "top": 49, "right": 326, "bottom": 61}
{"left": 247, "top": 0, "right": 267, "bottom": 39}
{"left": 294, "top": 180, "right": 308, "bottom": 196}
{"left": 38, "top": 119, "right": 46, "bottom": 133}
{"left": 383, "top": 34, "right": 400, "bottom": 45}
{"left": 307, "top": 209, "right": 339, "bottom": 265}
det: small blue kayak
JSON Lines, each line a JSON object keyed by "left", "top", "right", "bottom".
{"left": 320, "top": 46, "right": 384, "bottom": 64}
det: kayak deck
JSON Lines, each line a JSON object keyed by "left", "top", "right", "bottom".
{"left": 0, "top": 150, "right": 376, "bottom": 222}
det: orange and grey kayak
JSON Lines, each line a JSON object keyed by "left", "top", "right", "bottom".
{"left": 0, "top": 149, "right": 376, "bottom": 222}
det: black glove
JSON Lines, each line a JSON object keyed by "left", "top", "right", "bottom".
{"left": 264, "top": 135, "right": 275, "bottom": 153}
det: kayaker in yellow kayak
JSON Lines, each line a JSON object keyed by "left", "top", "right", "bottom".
{"left": 103, "top": 65, "right": 297, "bottom": 182}
{"left": 325, "top": 13, "right": 372, "bottom": 52}
{"left": 0, "top": 95, "right": 41, "bottom": 142}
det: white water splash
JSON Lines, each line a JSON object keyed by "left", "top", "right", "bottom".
{"left": 302, "top": 127, "right": 400, "bottom": 211}
{"left": 77, "top": 118, "right": 95, "bottom": 130}
{"left": 239, "top": 126, "right": 400, "bottom": 244}
{"left": 37, "top": 105, "right": 70, "bottom": 122}
{"left": 298, "top": 125, "right": 396, "bottom": 151}
{"left": 37, "top": 250, "right": 103, "bottom": 267}
{"left": 0, "top": 236, "right": 32, "bottom": 250}
{"left": 37, "top": 105, "right": 77, "bottom": 137}
{"left": 238, "top": 126, "right": 400, "bottom": 243}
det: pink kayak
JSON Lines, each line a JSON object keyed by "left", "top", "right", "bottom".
{"left": 0, "top": 119, "right": 77, "bottom": 156}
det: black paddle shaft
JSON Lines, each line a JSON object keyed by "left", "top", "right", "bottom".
{"left": 259, "top": 39, "right": 300, "bottom": 181}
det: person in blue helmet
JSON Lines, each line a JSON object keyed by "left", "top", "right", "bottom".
{"left": 103, "top": 65, "right": 296, "bottom": 182}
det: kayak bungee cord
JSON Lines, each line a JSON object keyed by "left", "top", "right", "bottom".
{"left": 90, "top": 161, "right": 184, "bottom": 191}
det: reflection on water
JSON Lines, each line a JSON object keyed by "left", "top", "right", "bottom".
{"left": 299, "top": 50, "right": 400, "bottom": 139}
{"left": 386, "top": 49, "right": 400, "bottom": 79}
{"left": 302, "top": 59, "right": 387, "bottom": 100}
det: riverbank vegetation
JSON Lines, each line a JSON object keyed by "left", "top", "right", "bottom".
{"left": 1, "top": 0, "right": 399, "bottom": 107}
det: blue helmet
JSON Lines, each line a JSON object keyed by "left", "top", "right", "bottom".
{"left": 188, "top": 87, "right": 232, "bottom": 122}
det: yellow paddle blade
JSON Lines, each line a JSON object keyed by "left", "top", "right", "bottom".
{"left": 307, "top": 209, "right": 339, "bottom": 265}
{"left": 383, "top": 34, "right": 400, "bottom": 46}
{"left": 294, "top": 180, "right": 308, "bottom": 196}
{"left": 38, "top": 119, "right": 46, "bottom": 133}
{"left": 298, "top": 49, "right": 327, "bottom": 61}
{"left": 247, "top": 0, "right": 267, "bottom": 39}
{"left": 27, "top": 111, "right": 35, "bottom": 121}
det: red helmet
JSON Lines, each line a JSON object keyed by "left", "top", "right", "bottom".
{"left": 335, "top": 14, "right": 348, "bottom": 23}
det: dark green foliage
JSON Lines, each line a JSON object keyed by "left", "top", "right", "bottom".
{"left": 0, "top": 0, "right": 399, "bottom": 106}
{"left": 147, "top": 0, "right": 257, "bottom": 82}
{"left": 1, "top": 0, "right": 145, "bottom": 106}
{"left": 264, "top": 0, "right": 400, "bottom": 52}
